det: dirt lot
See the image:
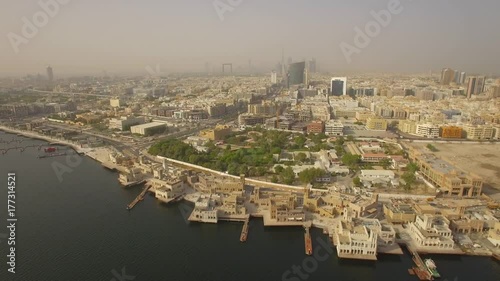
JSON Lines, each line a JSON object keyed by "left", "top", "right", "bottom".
{"left": 410, "top": 143, "right": 500, "bottom": 198}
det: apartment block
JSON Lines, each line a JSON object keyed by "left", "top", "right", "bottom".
{"left": 399, "top": 120, "right": 417, "bottom": 134}
{"left": 416, "top": 124, "right": 440, "bottom": 138}
{"left": 441, "top": 126, "right": 463, "bottom": 139}
{"left": 307, "top": 120, "right": 324, "bottom": 134}
{"left": 463, "top": 125, "right": 495, "bottom": 140}
{"left": 355, "top": 111, "right": 375, "bottom": 122}
{"left": 366, "top": 118, "right": 387, "bottom": 131}
{"left": 325, "top": 120, "right": 344, "bottom": 136}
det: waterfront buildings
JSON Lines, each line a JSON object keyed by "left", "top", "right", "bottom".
{"left": 488, "top": 222, "right": 500, "bottom": 247}
{"left": 333, "top": 209, "right": 378, "bottom": 260}
{"left": 408, "top": 215, "right": 455, "bottom": 249}
{"left": 153, "top": 178, "right": 185, "bottom": 204}
{"left": 383, "top": 202, "right": 417, "bottom": 224}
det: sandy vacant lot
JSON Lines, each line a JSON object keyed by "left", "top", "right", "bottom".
{"left": 410, "top": 143, "right": 500, "bottom": 197}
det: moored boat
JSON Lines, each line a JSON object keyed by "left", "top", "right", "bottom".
{"left": 424, "top": 259, "right": 440, "bottom": 278}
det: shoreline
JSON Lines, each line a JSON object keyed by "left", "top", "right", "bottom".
{"left": 0, "top": 125, "right": 87, "bottom": 153}
{"left": 1, "top": 126, "right": 497, "bottom": 260}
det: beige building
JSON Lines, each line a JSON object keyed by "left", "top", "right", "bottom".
{"left": 463, "top": 125, "right": 495, "bottom": 140}
{"left": 383, "top": 203, "right": 416, "bottom": 224}
{"left": 366, "top": 118, "right": 387, "bottom": 131}
{"left": 199, "top": 124, "right": 232, "bottom": 141}
{"left": 408, "top": 215, "right": 454, "bottom": 249}
{"left": 488, "top": 222, "right": 500, "bottom": 247}
{"left": 356, "top": 111, "right": 375, "bottom": 122}
{"left": 409, "top": 148, "right": 483, "bottom": 198}
{"left": 333, "top": 209, "right": 378, "bottom": 260}
{"left": 399, "top": 120, "right": 417, "bottom": 134}
{"left": 110, "top": 98, "right": 123, "bottom": 108}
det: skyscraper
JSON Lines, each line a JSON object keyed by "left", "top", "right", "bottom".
{"left": 459, "top": 72, "right": 467, "bottom": 84}
{"left": 309, "top": 58, "right": 317, "bottom": 73}
{"left": 46, "top": 66, "right": 54, "bottom": 82}
{"left": 331, "top": 77, "right": 347, "bottom": 96}
{"left": 271, "top": 71, "right": 277, "bottom": 84}
{"left": 440, "top": 68, "right": 455, "bottom": 85}
{"left": 287, "top": 62, "right": 306, "bottom": 86}
{"left": 466, "top": 76, "right": 486, "bottom": 98}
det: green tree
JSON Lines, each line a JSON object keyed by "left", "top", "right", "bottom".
{"left": 426, "top": 144, "right": 438, "bottom": 152}
{"left": 346, "top": 135, "right": 355, "bottom": 142}
{"left": 282, "top": 167, "right": 295, "bottom": 185}
{"left": 407, "top": 162, "right": 419, "bottom": 173}
{"left": 353, "top": 176, "right": 362, "bottom": 187}
{"left": 380, "top": 158, "right": 392, "bottom": 169}
{"left": 341, "top": 153, "right": 361, "bottom": 167}
{"left": 271, "top": 175, "right": 279, "bottom": 183}
{"left": 274, "top": 165, "right": 284, "bottom": 174}
{"left": 298, "top": 168, "right": 326, "bottom": 184}
{"left": 335, "top": 136, "right": 345, "bottom": 146}
{"left": 295, "top": 152, "right": 308, "bottom": 163}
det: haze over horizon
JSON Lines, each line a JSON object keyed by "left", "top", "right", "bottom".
{"left": 1, "top": 0, "right": 499, "bottom": 77}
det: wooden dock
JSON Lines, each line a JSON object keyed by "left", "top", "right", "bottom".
{"left": 404, "top": 244, "right": 433, "bottom": 281}
{"left": 126, "top": 185, "right": 150, "bottom": 210}
{"left": 240, "top": 216, "right": 250, "bottom": 242}
{"left": 304, "top": 223, "right": 313, "bottom": 255}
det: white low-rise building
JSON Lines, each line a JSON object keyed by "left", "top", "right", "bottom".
{"left": 334, "top": 209, "right": 378, "bottom": 260}
{"left": 416, "top": 124, "right": 440, "bottom": 138}
{"left": 154, "top": 178, "right": 185, "bottom": 204}
{"left": 408, "top": 215, "right": 454, "bottom": 249}
{"left": 360, "top": 170, "right": 395, "bottom": 180}
{"left": 325, "top": 120, "right": 344, "bottom": 136}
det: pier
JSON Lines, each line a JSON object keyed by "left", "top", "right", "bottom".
{"left": 403, "top": 244, "right": 433, "bottom": 281}
{"left": 126, "top": 185, "right": 150, "bottom": 210}
{"left": 38, "top": 152, "right": 68, "bottom": 159}
{"left": 304, "top": 222, "right": 313, "bottom": 255}
{"left": 240, "top": 215, "right": 250, "bottom": 242}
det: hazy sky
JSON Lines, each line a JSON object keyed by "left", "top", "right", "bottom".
{"left": 1, "top": 0, "right": 499, "bottom": 76}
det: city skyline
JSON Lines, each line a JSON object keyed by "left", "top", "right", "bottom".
{"left": 1, "top": 0, "right": 500, "bottom": 76}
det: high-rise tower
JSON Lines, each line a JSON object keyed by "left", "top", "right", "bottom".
{"left": 46, "top": 66, "right": 54, "bottom": 82}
